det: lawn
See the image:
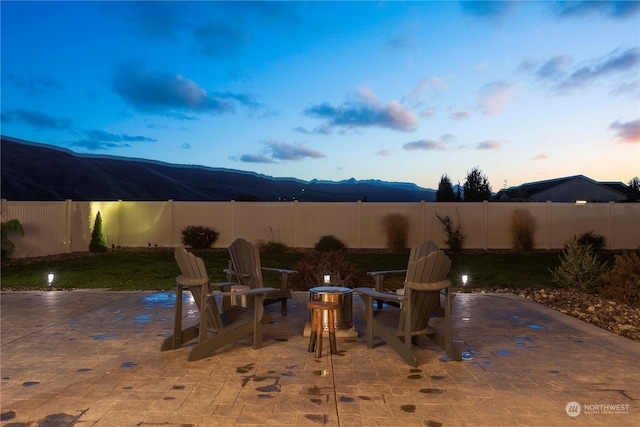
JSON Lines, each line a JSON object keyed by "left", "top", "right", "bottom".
{"left": 0, "top": 248, "right": 600, "bottom": 292}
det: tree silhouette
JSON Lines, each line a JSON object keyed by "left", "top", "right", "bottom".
{"left": 463, "top": 166, "right": 492, "bottom": 201}
{"left": 89, "top": 211, "right": 107, "bottom": 252}
{"left": 436, "top": 174, "right": 457, "bottom": 202}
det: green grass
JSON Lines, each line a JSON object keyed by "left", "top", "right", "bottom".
{"left": 0, "top": 249, "right": 620, "bottom": 292}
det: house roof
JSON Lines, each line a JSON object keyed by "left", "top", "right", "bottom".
{"left": 494, "top": 175, "right": 634, "bottom": 202}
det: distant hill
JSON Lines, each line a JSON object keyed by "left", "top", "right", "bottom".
{"left": 1, "top": 136, "right": 436, "bottom": 202}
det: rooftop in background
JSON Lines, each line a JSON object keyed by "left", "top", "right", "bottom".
{"left": 494, "top": 174, "right": 638, "bottom": 203}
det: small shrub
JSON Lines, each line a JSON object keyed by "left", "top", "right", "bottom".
{"left": 258, "top": 240, "right": 288, "bottom": 254}
{"left": 181, "top": 225, "right": 219, "bottom": 250}
{"left": 510, "top": 209, "right": 536, "bottom": 252}
{"left": 549, "top": 237, "right": 609, "bottom": 293}
{"left": 289, "top": 251, "right": 360, "bottom": 290}
{"left": 435, "top": 211, "right": 466, "bottom": 252}
{"left": 381, "top": 213, "right": 409, "bottom": 253}
{"left": 314, "top": 235, "right": 347, "bottom": 252}
{"left": 599, "top": 251, "right": 640, "bottom": 307}
{"left": 577, "top": 231, "right": 606, "bottom": 253}
{"left": 89, "top": 211, "right": 108, "bottom": 253}
{"left": 1, "top": 219, "right": 24, "bottom": 261}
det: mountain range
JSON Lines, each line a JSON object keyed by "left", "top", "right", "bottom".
{"left": 1, "top": 136, "right": 437, "bottom": 202}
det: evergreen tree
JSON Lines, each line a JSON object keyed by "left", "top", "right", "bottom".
{"left": 89, "top": 211, "right": 108, "bottom": 252}
{"left": 463, "top": 166, "right": 492, "bottom": 201}
{"left": 436, "top": 174, "right": 456, "bottom": 202}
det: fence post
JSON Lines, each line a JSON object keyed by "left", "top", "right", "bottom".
{"left": 546, "top": 201, "right": 552, "bottom": 250}
{"left": 294, "top": 200, "right": 299, "bottom": 248}
{"left": 483, "top": 200, "right": 489, "bottom": 250}
{"left": 65, "top": 199, "right": 72, "bottom": 253}
{"left": 168, "top": 199, "right": 174, "bottom": 248}
{"left": 357, "top": 200, "right": 362, "bottom": 249}
{"left": 609, "top": 201, "right": 615, "bottom": 250}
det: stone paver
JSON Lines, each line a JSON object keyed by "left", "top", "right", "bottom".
{"left": 1, "top": 290, "right": 638, "bottom": 426}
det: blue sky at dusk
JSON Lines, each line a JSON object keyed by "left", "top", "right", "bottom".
{"left": 1, "top": 1, "right": 639, "bottom": 190}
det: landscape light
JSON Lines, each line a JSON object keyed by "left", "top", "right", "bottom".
{"left": 324, "top": 274, "right": 331, "bottom": 284}
{"left": 461, "top": 274, "right": 468, "bottom": 293}
{"left": 47, "top": 273, "right": 55, "bottom": 287}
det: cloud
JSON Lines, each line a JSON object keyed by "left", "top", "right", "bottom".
{"left": 532, "top": 154, "right": 549, "bottom": 160}
{"left": 550, "top": 1, "right": 640, "bottom": 19}
{"left": 477, "top": 81, "right": 514, "bottom": 115}
{"left": 116, "top": 1, "right": 190, "bottom": 40}
{"left": 70, "top": 129, "right": 157, "bottom": 150}
{"left": 238, "top": 154, "right": 277, "bottom": 163}
{"left": 4, "top": 73, "right": 63, "bottom": 97}
{"left": 1, "top": 109, "right": 72, "bottom": 130}
{"left": 449, "top": 109, "right": 470, "bottom": 121}
{"left": 304, "top": 89, "right": 418, "bottom": 132}
{"left": 193, "top": 22, "right": 250, "bottom": 58}
{"left": 404, "top": 78, "right": 448, "bottom": 109}
{"left": 559, "top": 48, "right": 640, "bottom": 90}
{"left": 419, "top": 107, "right": 436, "bottom": 118}
{"left": 609, "top": 119, "right": 640, "bottom": 143}
{"left": 535, "top": 55, "right": 573, "bottom": 80}
{"left": 181, "top": 143, "right": 192, "bottom": 150}
{"left": 267, "top": 141, "right": 326, "bottom": 161}
{"left": 293, "top": 125, "right": 332, "bottom": 135}
{"left": 235, "top": 140, "right": 326, "bottom": 164}
{"left": 523, "top": 48, "right": 640, "bottom": 92}
{"left": 476, "top": 140, "right": 505, "bottom": 150}
{"left": 376, "top": 149, "right": 392, "bottom": 157}
{"left": 402, "top": 139, "right": 447, "bottom": 151}
{"left": 383, "top": 26, "right": 415, "bottom": 51}
{"left": 112, "top": 62, "right": 261, "bottom": 115}
{"left": 459, "top": 1, "right": 515, "bottom": 19}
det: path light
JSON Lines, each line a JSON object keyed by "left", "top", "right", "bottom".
{"left": 324, "top": 274, "right": 331, "bottom": 284}
{"left": 461, "top": 274, "right": 469, "bottom": 293}
{"left": 47, "top": 273, "right": 55, "bottom": 287}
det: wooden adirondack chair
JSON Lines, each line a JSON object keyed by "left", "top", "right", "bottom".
{"left": 355, "top": 250, "right": 462, "bottom": 366}
{"left": 367, "top": 241, "right": 440, "bottom": 310}
{"left": 161, "top": 247, "right": 275, "bottom": 362}
{"left": 226, "top": 238, "right": 296, "bottom": 315}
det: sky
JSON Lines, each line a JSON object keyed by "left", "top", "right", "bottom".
{"left": 1, "top": 1, "right": 639, "bottom": 191}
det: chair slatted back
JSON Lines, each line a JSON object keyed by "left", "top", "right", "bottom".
{"left": 228, "top": 238, "right": 264, "bottom": 289}
{"left": 174, "top": 247, "right": 223, "bottom": 331}
{"left": 407, "top": 241, "right": 439, "bottom": 265}
{"left": 401, "top": 251, "right": 452, "bottom": 333}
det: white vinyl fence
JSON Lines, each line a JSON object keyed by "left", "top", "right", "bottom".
{"left": 1, "top": 199, "right": 638, "bottom": 258}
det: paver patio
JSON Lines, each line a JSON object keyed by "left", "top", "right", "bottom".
{"left": 1, "top": 290, "right": 638, "bottom": 426}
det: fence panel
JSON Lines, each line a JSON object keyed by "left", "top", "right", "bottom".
{"left": 2, "top": 201, "right": 69, "bottom": 257}
{"left": 297, "top": 202, "right": 360, "bottom": 248}
{"left": 172, "top": 201, "right": 234, "bottom": 247}
{"left": 232, "top": 202, "right": 297, "bottom": 246}
{"left": 2, "top": 199, "right": 639, "bottom": 258}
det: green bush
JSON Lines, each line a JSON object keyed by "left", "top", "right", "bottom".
{"left": 289, "top": 251, "right": 360, "bottom": 290}
{"left": 550, "top": 237, "right": 609, "bottom": 293}
{"left": 435, "top": 211, "right": 466, "bottom": 252}
{"left": 577, "top": 230, "right": 606, "bottom": 253}
{"left": 314, "top": 235, "right": 347, "bottom": 252}
{"left": 1, "top": 219, "right": 24, "bottom": 261}
{"left": 258, "top": 240, "right": 288, "bottom": 254}
{"left": 599, "top": 251, "right": 640, "bottom": 307}
{"left": 181, "top": 225, "right": 219, "bottom": 250}
{"left": 89, "top": 212, "right": 108, "bottom": 253}
{"left": 381, "top": 213, "right": 409, "bottom": 253}
{"left": 509, "top": 209, "right": 536, "bottom": 252}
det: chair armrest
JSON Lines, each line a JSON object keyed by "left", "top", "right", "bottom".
{"left": 208, "top": 287, "right": 276, "bottom": 297}
{"left": 261, "top": 267, "right": 297, "bottom": 275}
{"left": 405, "top": 280, "right": 451, "bottom": 291}
{"left": 366, "top": 269, "right": 407, "bottom": 276}
{"left": 224, "top": 269, "right": 252, "bottom": 279}
{"left": 176, "top": 275, "right": 208, "bottom": 287}
{"left": 354, "top": 287, "right": 406, "bottom": 303}
{"left": 208, "top": 281, "right": 237, "bottom": 287}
